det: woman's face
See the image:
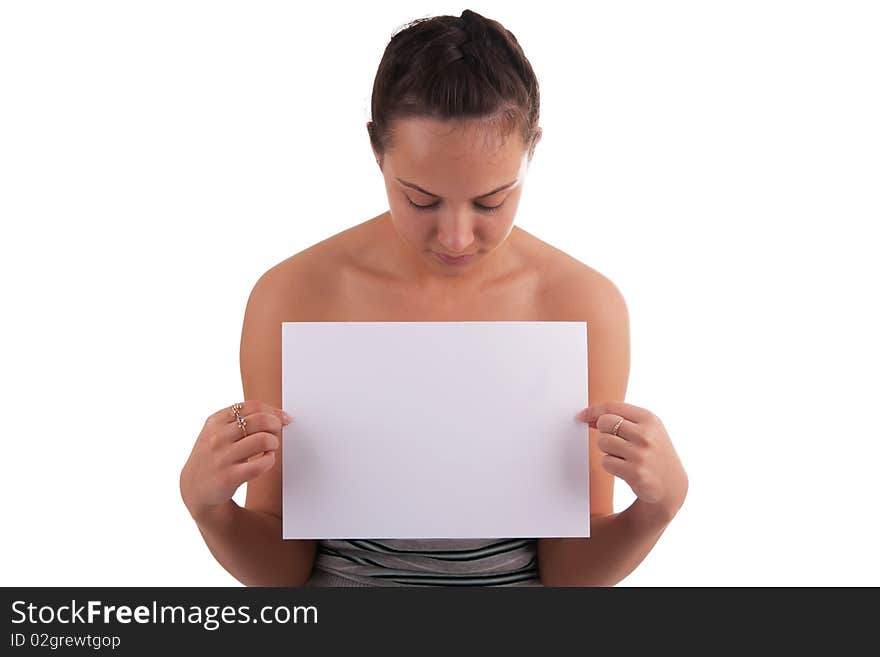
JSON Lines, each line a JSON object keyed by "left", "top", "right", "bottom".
{"left": 372, "top": 116, "right": 536, "bottom": 279}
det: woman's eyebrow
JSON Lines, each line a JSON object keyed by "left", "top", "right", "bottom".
{"left": 394, "top": 177, "right": 517, "bottom": 199}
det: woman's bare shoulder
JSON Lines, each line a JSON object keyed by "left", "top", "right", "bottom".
{"left": 516, "top": 227, "right": 625, "bottom": 316}
{"left": 253, "top": 217, "right": 377, "bottom": 312}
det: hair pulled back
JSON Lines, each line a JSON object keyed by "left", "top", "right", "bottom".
{"left": 368, "top": 9, "right": 542, "bottom": 167}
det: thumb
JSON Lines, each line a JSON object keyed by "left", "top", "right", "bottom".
{"left": 576, "top": 405, "right": 593, "bottom": 424}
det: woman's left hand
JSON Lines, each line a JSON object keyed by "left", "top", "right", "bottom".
{"left": 577, "top": 401, "right": 688, "bottom": 521}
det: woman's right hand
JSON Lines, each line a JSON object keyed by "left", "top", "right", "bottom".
{"left": 180, "top": 400, "right": 292, "bottom": 523}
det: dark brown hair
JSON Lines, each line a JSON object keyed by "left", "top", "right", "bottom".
{"left": 367, "top": 9, "right": 542, "bottom": 168}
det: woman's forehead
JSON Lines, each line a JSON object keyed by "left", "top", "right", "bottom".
{"left": 389, "top": 118, "right": 523, "bottom": 167}
{"left": 392, "top": 116, "right": 519, "bottom": 150}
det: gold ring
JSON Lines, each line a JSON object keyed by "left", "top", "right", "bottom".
{"left": 611, "top": 418, "right": 624, "bottom": 436}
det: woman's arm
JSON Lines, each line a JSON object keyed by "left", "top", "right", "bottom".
{"left": 185, "top": 262, "right": 318, "bottom": 586}
{"left": 538, "top": 268, "right": 683, "bottom": 586}
{"left": 538, "top": 498, "right": 681, "bottom": 586}
{"left": 188, "top": 499, "right": 316, "bottom": 587}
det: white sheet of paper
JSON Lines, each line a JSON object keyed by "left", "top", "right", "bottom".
{"left": 281, "top": 321, "right": 589, "bottom": 539}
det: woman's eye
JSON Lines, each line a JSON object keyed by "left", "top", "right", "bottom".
{"left": 406, "top": 198, "right": 439, "bottom": 210}
{"left": 405, "top": 197, "right": 505, "bottom": 214}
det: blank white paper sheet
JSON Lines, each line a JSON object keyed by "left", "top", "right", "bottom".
{"left": 281, "top": 321, "right": 589, "bottom": 539}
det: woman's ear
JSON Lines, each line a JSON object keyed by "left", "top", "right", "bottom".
{"left": 367, "top": 122, "right": 382, "bottom": 167}
{"left": 527, "top": 127, "right": 543, "bottom": 163}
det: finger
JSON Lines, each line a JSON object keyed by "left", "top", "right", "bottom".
{"left": 596, "top": 431, "right": 636, "bottom": 459}
{"left": 230, "top": 450, "right": 276, "bottom": 483}
{"left": 209, "top": 400, "right": 290, "bottom": 427}
{"left": 577, "top": 400, "right": 654, "bottom": 428}
{"left": 596, "top": 415, "right": 641, "bottom": 443}
{"left": 601, "top": 453, "right": 632, "bottom": 480}
{"left": 224, "top": 432, "right": 280, "bottom": 465}
{"left": 216, "top": 411, "right": 283, "bottom": 446}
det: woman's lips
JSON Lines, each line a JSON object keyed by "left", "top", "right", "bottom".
{"left": 432, "top": 251, "right": 476, "bottom": 265}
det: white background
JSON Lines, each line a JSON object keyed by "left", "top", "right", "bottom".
{"left": 2, "top": 1, "right": 877, "bottom": 586}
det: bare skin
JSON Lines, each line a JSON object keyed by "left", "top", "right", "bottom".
{"left": 182, "top": 116, "right": 687, "bottom": 586}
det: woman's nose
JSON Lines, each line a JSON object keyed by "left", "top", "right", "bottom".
{"left": 435, "top": 214, "right": 477, "bottom": 254}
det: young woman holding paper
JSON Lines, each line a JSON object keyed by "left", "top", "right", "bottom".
{"left": 179, "top": 9, "right": 688, "bottom": 587}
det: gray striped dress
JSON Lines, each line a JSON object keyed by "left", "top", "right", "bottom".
{"left": 304, "top": 538, "right": 543, "bottom": 587}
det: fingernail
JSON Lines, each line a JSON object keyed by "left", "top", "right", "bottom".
{"left": 281, "top": 411, "right": 292, "bottom": 423}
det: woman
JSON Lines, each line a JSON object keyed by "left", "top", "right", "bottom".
{"left": 179, "top": 9, "right": 688, "bottom": 587}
